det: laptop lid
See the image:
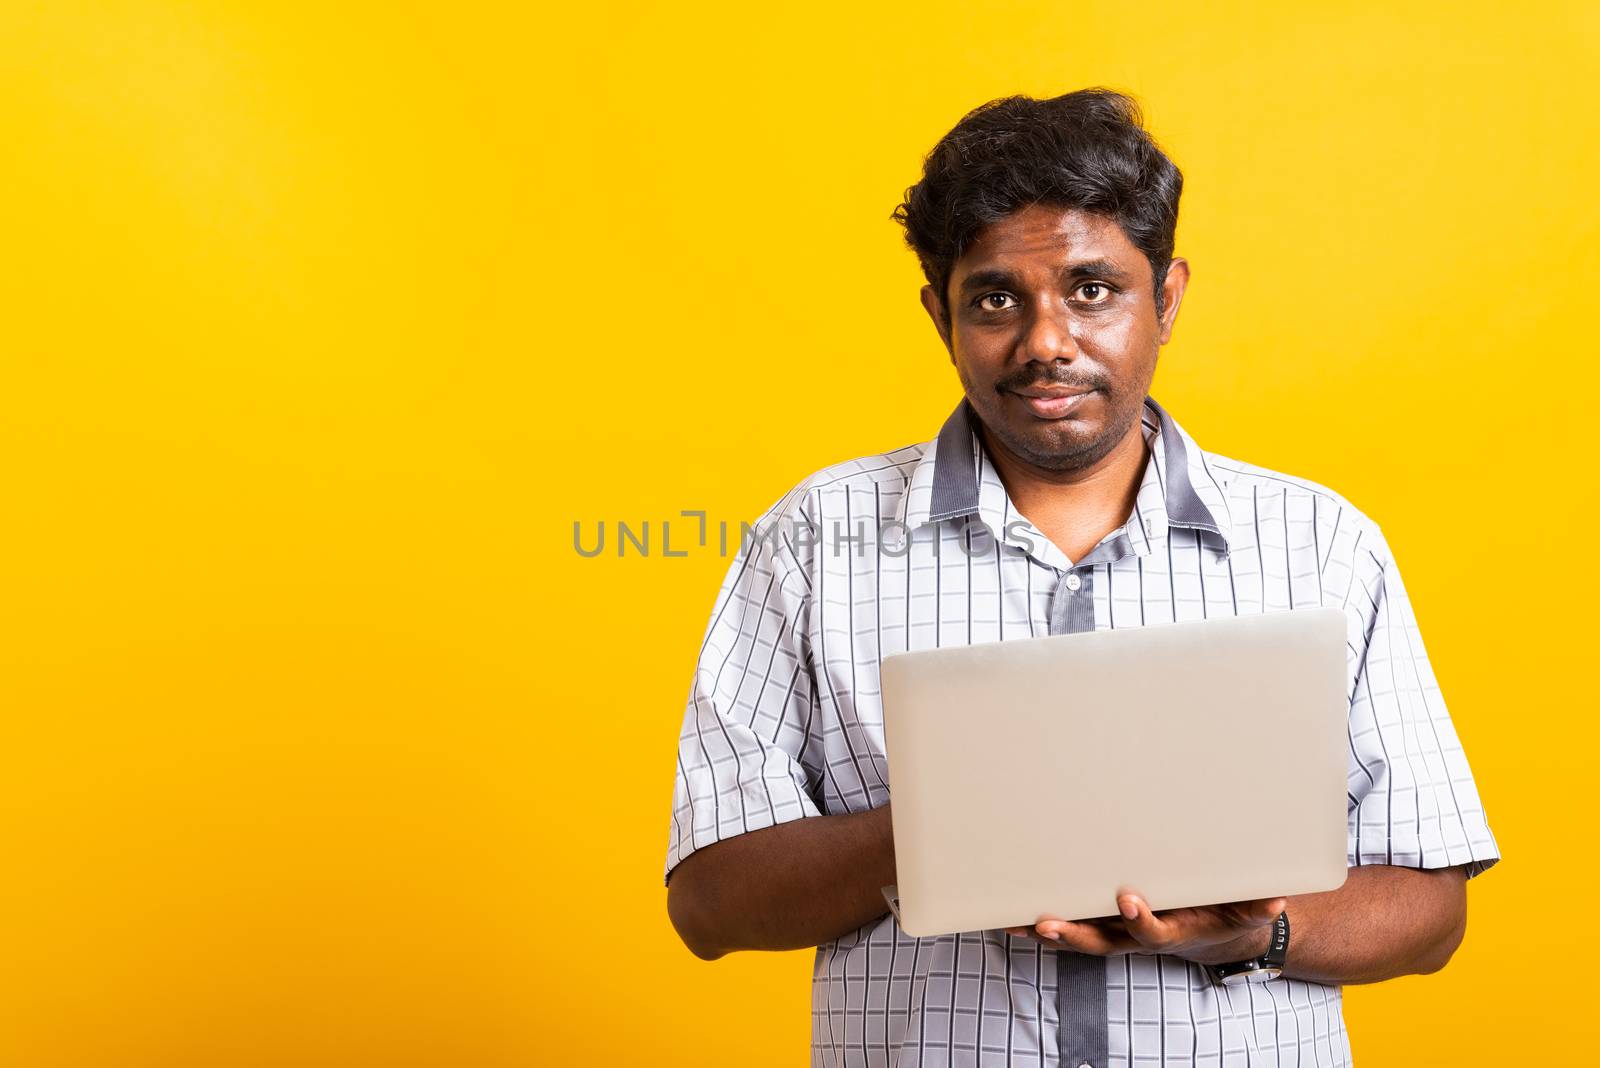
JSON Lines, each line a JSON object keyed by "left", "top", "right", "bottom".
{"left": 880, "top": 607, "right": 1349, "bottom": 937}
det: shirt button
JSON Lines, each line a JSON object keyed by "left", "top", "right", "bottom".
{"left": 1064, "top": 573, "right": 1082, "bottom": 592}
{"left": 1078, "top": 1062, "right": 1094, "bottom": 1068}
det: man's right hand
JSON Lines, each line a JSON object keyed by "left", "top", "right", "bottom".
{"left": 1004, "top": 892, "right": 1285, "bottom": 965}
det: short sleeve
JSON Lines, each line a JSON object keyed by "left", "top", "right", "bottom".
{"left": 1343, "top": 529, "right": 1500, "bottom": 878}
{"left": 663, "top": 517, "right": 823, "bottom": 886}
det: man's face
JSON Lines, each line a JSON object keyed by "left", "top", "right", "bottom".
{"left": 921, "top": 203, "right": 1188, "bottom": 473}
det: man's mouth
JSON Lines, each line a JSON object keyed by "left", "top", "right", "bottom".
{"left": 1010, "top": 386, "right": 1098, "bottom": 419}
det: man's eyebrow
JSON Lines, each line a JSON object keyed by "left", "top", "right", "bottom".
{"left": 956, "top": 268, "right": 1019, "bottom": 298}
{"left": 956, "top": 260, "right": 1135, "bottom": 298}
{"left": 1063, "top": 259, "right": 1133, "bottom": 283}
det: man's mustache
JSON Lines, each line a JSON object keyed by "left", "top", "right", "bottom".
{"left": 992, "top": 366, "right": 1109, "bottom": 394}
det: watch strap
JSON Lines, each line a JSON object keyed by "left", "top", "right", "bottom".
{"left": 1208, "top": 911, "right": 1289, "bottom": 986}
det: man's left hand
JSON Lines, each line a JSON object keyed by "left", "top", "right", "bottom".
{"left": 1003, "top": 893, "right": 1287, "bottom": 966}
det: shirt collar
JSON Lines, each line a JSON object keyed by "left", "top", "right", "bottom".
{"left": 895, "top": 395, "right": 1233, "bottom": 555}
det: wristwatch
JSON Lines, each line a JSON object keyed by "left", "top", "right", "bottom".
{"left": 1208, "top": 911, "right": 1289, "bottom": 986}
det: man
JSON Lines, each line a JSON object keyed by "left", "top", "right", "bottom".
{"left": 662, "top": 89, "right": 1498, "bottom": 1067}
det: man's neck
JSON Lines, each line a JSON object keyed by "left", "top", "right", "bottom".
{"left": 978, "top": 418, "right": 1149, "bottom": 566}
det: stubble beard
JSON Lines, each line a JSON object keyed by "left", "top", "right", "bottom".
{"left": 979, "top": 387, "right": 1145, "bottom": 474}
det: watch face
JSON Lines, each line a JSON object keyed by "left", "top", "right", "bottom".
{"left": 1217, "top": 964, "right": 1285, "bottom": 987}
{"left": 1243, "top": 966, "right": 1283, "bottom": 984}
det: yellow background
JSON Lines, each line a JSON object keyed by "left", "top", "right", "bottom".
{"left": 1, "top": 2, "right": 1593, "bottom": 1064}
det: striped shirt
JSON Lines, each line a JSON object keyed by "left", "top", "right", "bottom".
{"left": 664, "top": 396, "right": 1499, "bottom": 1067}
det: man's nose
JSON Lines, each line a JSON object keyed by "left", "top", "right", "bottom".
{"left": 1019, "top": 303, "right": 1078, "bottom": 363}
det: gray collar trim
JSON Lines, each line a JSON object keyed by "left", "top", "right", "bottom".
{"left": 1143, "top": 395, "right": 1226, "bottom": 539}
{"left": 927, "top": 398, "right": 982, "bottom": 522}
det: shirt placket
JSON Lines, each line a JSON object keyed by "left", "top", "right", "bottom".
{"left": 1048, "top": 533, "right": 1134, "bottom": 1068}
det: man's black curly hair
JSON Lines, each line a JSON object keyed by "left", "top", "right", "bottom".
{"left": 891, "top": 88, "right": 1183, "bottom": 325}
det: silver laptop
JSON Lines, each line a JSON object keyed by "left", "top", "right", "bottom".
{"left": 879, "top": 608, "right": 1349, "bottom": 938}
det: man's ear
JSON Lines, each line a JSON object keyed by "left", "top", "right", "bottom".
{"left": 919, "top": 284, "right": 954, "bottom": 359}
{"left": 1157, "top": 257, "right": 1189, "bottom": 346}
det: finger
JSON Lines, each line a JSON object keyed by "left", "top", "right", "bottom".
{"left": 1036, "top": 918, "right": 1138, "bottom": 956}
{"left": 1007, "top": 925, "right": 1065, "bottom": 950}
{"left": 1005, "top": 922, "right": 1059, "bottom": 945}
{"left": 1254, "top": 897, "right": 1289, "bottom": 922}
{"left": 1116, "top": 894, "right": 1179, "bottom": 949}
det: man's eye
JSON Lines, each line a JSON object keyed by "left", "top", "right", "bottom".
{"left": 1075, "top": 283, "right": 1112, "bottom": 303}
{"left": 976, "top": 293, "right": 1016, "bottom": 311}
